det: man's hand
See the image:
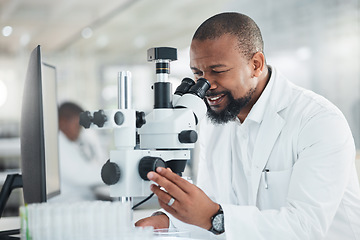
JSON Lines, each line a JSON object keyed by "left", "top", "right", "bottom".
{"left": 147, "top": 167, "right": 219, "bottom": 230}
{"left": 135, "top": 213, "right": 169, "bottom": 229}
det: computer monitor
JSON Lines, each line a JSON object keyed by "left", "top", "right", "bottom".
{"left": 0, "top": 45, "right": 60, "bottom": 237}
{"left": 20, "top": 45, "right": 61, "bottom": 204}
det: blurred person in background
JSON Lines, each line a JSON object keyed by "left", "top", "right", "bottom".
{"left": 54, "top": 101, "right": 107, "bottom": 202}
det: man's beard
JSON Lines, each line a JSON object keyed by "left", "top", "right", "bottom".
{"left": 205, "top": 89, "right": 255, "bottom": 124}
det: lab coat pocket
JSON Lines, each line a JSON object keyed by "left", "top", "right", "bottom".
{"left": 257, "top": 168, "right": 293, "bottom": 210}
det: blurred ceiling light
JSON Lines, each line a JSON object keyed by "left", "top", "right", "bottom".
{"left": 296, "top": 47, "right": 312, "bottom": 61}
{"left": 81, "top": 27, "right": 93, "bottom": 39}
{"left": 2, "top": 26, "right": 13, "bottom": 37}
{"left": 0, "top": 80, "right": 8, "bottom": 107}
{"left": 96, "top": 35, "right": 109, "bottom": 48}
{"left": 20, "top": 34, "right": 31, "bottom": 46}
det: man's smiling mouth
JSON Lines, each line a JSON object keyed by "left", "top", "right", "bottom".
{"left": 206, "top": 94, "right": 226, "bottom": 106}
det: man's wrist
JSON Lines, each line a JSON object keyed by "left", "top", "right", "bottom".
{"left": 201, "top": 203, "right": 220, "bottom": 230}
{"left": 208, "top": 204, "right": 225, "bottom": 235}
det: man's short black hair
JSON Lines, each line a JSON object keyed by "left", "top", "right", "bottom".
{"left": 58, "top": 102, "right": 84, "bottom": 119}
{"left": 192, "top": 12, "right": 264, "bottom": 60}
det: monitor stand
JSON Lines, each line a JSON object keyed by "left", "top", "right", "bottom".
{"left": 0, "top": 174, "right": 22, "bottom": 239}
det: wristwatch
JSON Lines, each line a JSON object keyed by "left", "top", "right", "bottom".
{"left": 209, "top": 204, "right": 225, "bottom": 235}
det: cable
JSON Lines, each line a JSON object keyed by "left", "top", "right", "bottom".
{"left": 132, "top": 193, "right": 154, "bottom": 210}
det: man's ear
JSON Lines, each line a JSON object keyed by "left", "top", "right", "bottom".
{"left": 252, "top": 52, "right": 265, "bottom": 77}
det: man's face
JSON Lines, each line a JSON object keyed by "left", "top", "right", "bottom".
{"left": 59, "top": 115, "right": 81, "bottom": 141}
{"left": 190, "top": 34, "right": 258, "bottom": 124}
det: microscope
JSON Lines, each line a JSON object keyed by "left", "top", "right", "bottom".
{"left": 79, "top": 47, "right": 210, "bottom": 205}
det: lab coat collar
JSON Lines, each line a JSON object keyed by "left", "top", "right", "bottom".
{"left": 266, "top": 66, "right": 292, "bottom": 113}
{"left": 250, "top": 66, "right": 291, "bottom": 204}
{"left": 246, "top": 66, "right": 275, "bottom": 124}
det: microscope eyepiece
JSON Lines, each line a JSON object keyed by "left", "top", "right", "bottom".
{"left": 174, "top": 78, "right": 195, "bottom": 96}
{"left": 188, "top": 78, "right": 211, "bottom": 99}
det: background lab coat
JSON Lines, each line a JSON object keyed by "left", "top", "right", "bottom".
{"left": 51, "top": 131, "right": 105, "bottom": 202}
{"left": 168, "top": 67, "right": 360, "bottom": 240}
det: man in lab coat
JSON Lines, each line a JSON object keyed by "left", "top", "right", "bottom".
{"left": 53, "top": 102, "right": 106, "bottom": 202}
{"left": 136, "top": 12, "right": 360, "bottom": 239}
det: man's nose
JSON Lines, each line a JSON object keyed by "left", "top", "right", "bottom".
{"left": 205, "top": 76, "right": 217, "bottom": 90}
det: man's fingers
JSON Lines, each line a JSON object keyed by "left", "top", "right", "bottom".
{"left": 147, "top": 170, "right": 187, "bottom": 202}
{"left": 158, "top": 197, "right": 178, "bottom": 216}
{"left": 155, "top": 167, "right": 192, "bottom": 192}
{"left": 150, "top": 184, "right": 173, "bottom": 205}
{"left": 134, "top": 215, "right": 170, "bottom": 229}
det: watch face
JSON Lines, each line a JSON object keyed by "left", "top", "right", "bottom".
{"left": 212, "top": 213, "right": 224, "bottom": 232}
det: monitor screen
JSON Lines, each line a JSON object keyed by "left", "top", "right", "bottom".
{"left": 20, "top": 45, "right": 60, "bottom": 204}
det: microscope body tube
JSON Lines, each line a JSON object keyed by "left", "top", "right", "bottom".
{"left": 154, "top": 82, "right": 172, "bottom": 109}
{"left": 155, "top": 59, "right": 170, "bottom": 82}
{"left": 154, "top": 60, "right": 173, "bottom": 109}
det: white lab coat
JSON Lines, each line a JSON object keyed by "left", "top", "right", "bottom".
{"left": 51, "top": 130, "right": 105, "bottom": 202}
{"left": 168, "top": 67, "right": 360, "bottom": 239}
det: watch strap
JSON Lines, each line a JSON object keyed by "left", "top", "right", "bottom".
{"left": 209, "top": 204, "right": 225, "bottom": 235}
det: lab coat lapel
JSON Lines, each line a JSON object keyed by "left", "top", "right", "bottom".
{"left": 250, "top": 110, "right": 285, "bottom": 203}
{"left": 250, "top": 69, "right": 288, "bottom": 204}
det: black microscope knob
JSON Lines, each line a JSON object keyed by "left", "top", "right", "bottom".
{"left": 178, "top": 130, "right": 198, "bottom": 143}
{"left": 138, "top": 156, "right": 166, "bottom": 181}
{"left": 93, "top": 110, "right": 107, "bottom": 128}
{"left": 136, "top": 111, "right": 146, "bottom": 128}
{"left": 101, "top": 160, "right": 121, "bottom": 185}
{"left": 79, "top": 111, "right": 93, "bottom": 129}
{"left": 114, "top": 111, "right": 125, "bottom": 126}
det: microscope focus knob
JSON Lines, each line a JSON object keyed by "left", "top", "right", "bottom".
{"left": 101, "top": 160, "right": 121, "bottom": 185}
{"left": 136, "top": 111, "right": 146, "bottom": 128}
{"left": 93, "top": 110, "right": 107, "bottom": 127}
{"left": 138, "top": 156, "right": 166, "bottom": 181}
{"left": 79, "top": 111, "right": 93, "bottom": 129}
{"left": 178, "top": 130, "right": 198, "bottom": 143}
